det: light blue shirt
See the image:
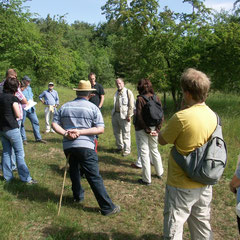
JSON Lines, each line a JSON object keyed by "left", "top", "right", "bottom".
{"left": 22, "top": 85, "right": 35, "bottom": 112}
{"left": 22, "top": 85, "right": 34, "bottom": 101}
{"left": 39, "top": 89, "right": 59, "bottom": 106}
{"left": 53, "top": 98, "right": 104, "bottom": 150}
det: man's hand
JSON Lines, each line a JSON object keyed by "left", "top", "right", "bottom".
{"left": 67, "top": 129, "right": 80, "bottom": 139}
{"left": 126, "top": 116, "right": 131, "bottom": 122}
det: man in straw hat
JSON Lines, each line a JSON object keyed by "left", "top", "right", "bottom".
{"left": 52, "top": 80, "right": 120, "bottom": 216}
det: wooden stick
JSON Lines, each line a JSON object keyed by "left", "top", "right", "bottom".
{"left": 57, "top": 154, "right": 70, "bottom": 216}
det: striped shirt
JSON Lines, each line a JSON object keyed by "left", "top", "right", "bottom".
{"left": 53, "top": 97, "right": 104, "bottom": 150}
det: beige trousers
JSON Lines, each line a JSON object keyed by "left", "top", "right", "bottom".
{"left": 163, "top": 184, "right": 213, "bottom": 240}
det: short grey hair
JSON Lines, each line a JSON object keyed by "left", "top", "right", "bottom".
{"left": 76, "top": 91, "right": 91, "bottom": 97}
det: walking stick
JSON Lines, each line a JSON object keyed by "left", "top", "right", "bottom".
{"left": 57, "top": 154, "right": 70, "bottom": 216}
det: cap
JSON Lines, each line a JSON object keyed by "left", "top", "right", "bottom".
{"left": 22, "top": 75, "right": 31, "bottom": 81}
{"left": 48, "top": 82, "right": 54, "bottom": 85}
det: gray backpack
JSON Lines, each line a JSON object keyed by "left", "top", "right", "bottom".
{"left": 171, "top": 114, "right": 227, "bottom": 185}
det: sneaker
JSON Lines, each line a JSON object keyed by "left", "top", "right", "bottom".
{"left": 45, "top": 130, "right": 50, "bottom": 133}
{"left": 36, "top": 139, "right": 47, "bottom": 144}
{"left": 27, "top": 179, "right": 38, "bottom": 185}
{"left": 23, "top": 140, "right": 28, "bottom": 145}
{"left": 122, "top": 151, "right": 130, "bottom": 157}
{"left": 103, "top": 205, "right": 121, "bottom": 216}
{"left": 130, "top": 163, "right": 142, "bottom": 169}
{"left": 138, "top": 179, "right": 151, "bottom": 186}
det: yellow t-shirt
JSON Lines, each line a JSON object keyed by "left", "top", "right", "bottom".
{"left": 161, "top": 104, "right": 217, "bottom": 188}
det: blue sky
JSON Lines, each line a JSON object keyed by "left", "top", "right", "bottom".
{"left": 22, "top": 0, "right": 234, "bottom": 25}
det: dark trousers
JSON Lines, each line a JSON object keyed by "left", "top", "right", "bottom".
{"left": 64, "top": 147, "right": 115, "bottom": 215}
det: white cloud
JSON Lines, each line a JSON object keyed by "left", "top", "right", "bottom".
{"left": 205, "top": 1, "right": 233, "bottom": 11}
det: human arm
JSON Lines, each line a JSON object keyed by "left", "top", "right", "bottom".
{"left": 158, "top": 133, "right": 168, "bottom": 145}
{"left": 99, "top": 95, "right": 104, "bottom": 109}
{"left": 230, "top": 175, "right": 240, "bottom": 193}
{"left": 126, "top": 90, "right": 134, "bottom": 121}
{"left": 230, "top": 160, "right": 240, "bottom": 193}
{"left": 68, "top": 126, "right": 104, "bottom": 137}
{"left": 51, "top": 122, "right": 78, "bottom": 140}
{"left": 39, "top": 91, "right": 45, "bottom": 104}
{"left": 13, "top": 102, "right": 20, "bottom": 119}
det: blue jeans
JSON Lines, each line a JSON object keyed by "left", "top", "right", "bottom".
{"left": 0, "top": 128, "right": 32, "bottom": 182}
{"left": 64, "top": 147, "right": 116, "bottom": 215}
{"left": 21, "top": 108, "right": 42, "bottom": 141}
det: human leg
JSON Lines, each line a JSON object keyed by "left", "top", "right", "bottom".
{"left": 64, "top": 149, "right": 84, "bottom": 201}
{"left": 2, "top": 129, "right": 32, "bottom": 182}
{"left": 76, "top": 147, "right": 116, "bottom": 215}
{"left": 137, "top": 130, "right": 151, "bottom": 183}
{"left": 20, "top": 110, "right": 27, "bottom": 141}
{"left": 135, "top": 130, "right": 142, "bottom": 167}
{"left": 111, "top": 113, "right": 123, "bottom": 150}
{"left": 148, "top": 131, "right": 163, "bottom": 177}
{"left": 45, "top": 106, "right": 51, "bottom": 132}
{"left": 27, "top": 109, "right": 42, "bottom": 140}
{"left": 120, "top": 118, "right": 131, "bottom": 154}
{"left": 187, "top": 186, "right": 213, "bottom": 240}
{"left": 1, "top": 133, "right": 14, "bottom": 181}
{"left": 163, "top": 185, "right": 198, "bottom": 240}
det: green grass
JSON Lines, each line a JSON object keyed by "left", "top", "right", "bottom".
{"left": 0, "top": 85, "right": 239, "bottom": 239}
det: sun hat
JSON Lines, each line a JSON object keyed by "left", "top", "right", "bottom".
{"left": 73, "top": 80, "right": 96, "bottom": 91}
{"left": 22, "top": 75, "right": 31, "bottom": 82}
{"left": 48, "top": 82, "right": 54, "bottom": 85}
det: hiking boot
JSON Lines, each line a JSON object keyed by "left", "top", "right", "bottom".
{"left": 103, "top": 205, "right": 121, "bottom": 216}
{"left": 36, "top": 139, "right": 47, "bottom": 144}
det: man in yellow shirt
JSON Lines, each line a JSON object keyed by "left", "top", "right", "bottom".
{"left": 158, "top": 68, "right": 217, "bottom": 239}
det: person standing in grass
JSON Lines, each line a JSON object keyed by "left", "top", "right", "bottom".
{"left": 133, "top": 78, "right": 164, "bottom": 185}
{"left": 52, "top": 80, "right": 120, "bottom": 216}
{"left": 0, "top": 77, "right": 37, "bottom": 184}
{"left": 0, "top": 69, "right": 28, "bottom": 171}
{"left": 39, "top": 82, "right": 59, "bottom": 133}
{"left": 111, "top": 78, "right": 134, "bottom": 156}
{"left": 21, "top": 76, "right": 47, "bottom": 144}
{"left": 88, "top": 72, "right": 105, "bottom": 152}
{"left": 158, "top": 68, "right": 216, "bottom": 239}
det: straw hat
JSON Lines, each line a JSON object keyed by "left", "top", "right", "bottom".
{"left": 73, "top": 80, "right": 96, "bottom": 91}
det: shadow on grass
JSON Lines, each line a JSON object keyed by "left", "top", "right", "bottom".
{"left": 3, "top": 179, "right": 59, "bottom": 203}
{"left": 42, "top": 225, "right": 163, "bottom": 240}
{"left": 99, "top": 155, "right": 133, "bottom": 168}
{"left": 2, "top": 179, "right": 103, "bottom": 214}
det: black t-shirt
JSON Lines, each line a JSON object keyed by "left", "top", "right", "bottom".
{"left": 89, "top": 82, "right": 105, "bottom": 107}
{"left": 0, "top": 93, "right": 19, "bottom": 131}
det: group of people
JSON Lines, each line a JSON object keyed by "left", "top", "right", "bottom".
{"left": 1, "top": 67, "right": 239, "bottom": 237}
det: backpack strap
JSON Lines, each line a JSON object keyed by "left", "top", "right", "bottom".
{"left": 140, "top": 95, "right": 149, "bottom": 102}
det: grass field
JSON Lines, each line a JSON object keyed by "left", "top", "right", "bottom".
{"left": 0, "top": 84, "right": 239, "bottom": 239}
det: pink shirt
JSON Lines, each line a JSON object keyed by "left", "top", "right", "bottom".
{"left": 15, "top": 88, "right": 24, "bottom": 120}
